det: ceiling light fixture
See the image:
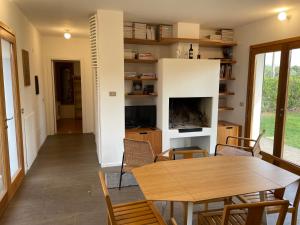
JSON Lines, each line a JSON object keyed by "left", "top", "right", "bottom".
{"left": 278, "top": 11, "right": 288, "bottom": 21}
{"left": 64, "top": 32, "right": 71, "bottom": 39}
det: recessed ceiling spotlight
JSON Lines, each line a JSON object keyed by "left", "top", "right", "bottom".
{"left": 278, "top": 11, "right": 288, "bottom": 21}
{"left": 64, "top": 32, "right": 71, "bottom": 39}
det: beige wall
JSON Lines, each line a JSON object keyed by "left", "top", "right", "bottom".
{"left": 223, "top": 6, "right": 300, "bottom": 135}
{"left": 0, "top": 0, "right": 47, "bottom": 171}
{"left": 41, "top": 36, "right": 94, "bottom": 134}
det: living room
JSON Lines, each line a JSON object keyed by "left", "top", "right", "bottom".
{"left": 0, "top": 0, "right": 300, "bottom": 224}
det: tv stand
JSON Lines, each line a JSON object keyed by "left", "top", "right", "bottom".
{"left": 125, "top": 128, "right": 162, "bottom": 154}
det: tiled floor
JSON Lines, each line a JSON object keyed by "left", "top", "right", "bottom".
{"left": 0, "top": 134, "right": 299, "bottom": 225}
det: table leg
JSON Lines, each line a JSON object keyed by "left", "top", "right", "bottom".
{"left": 260, "top": 191, "right": 268, "bottom": 225}
{"left": 186, "top": 202, "right": 193, "bottom": 225}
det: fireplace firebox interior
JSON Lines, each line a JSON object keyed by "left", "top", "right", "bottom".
{"left": 169, "top": 97, "right": 212, "bottom": 129}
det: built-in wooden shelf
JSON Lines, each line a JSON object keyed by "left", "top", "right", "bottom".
{"left": 219, "top": 92, "right": 235, "bottom": 96}
{"left": 124, "top": 59, "right": 158, "bottom": 64}
{"left": 220, "top": 77, "right": 236, "bottom": 81}
{"left": 125, "top": 93, "right": 158, "bottom": 97}
{"left": 124, "top": 37, "right": 237, "bottom": 47}
{"left": 218, "top": 107, "right": 234, "bottom": 111}
{"left": 125, "top": 77, "right": 157, "bottom": 81}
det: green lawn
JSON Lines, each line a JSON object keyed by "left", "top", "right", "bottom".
{"left": 260, "top": 112, "right": 300, "bottom": 149}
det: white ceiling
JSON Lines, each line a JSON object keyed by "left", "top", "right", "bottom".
{"left": 13, "top": 0, "right": 300, "bottom": 37}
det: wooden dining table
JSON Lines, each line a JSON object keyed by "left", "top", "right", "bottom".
{"left": 132, "top": 156, "right": 300, "bottom": 225}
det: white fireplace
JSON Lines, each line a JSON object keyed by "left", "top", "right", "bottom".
{"left": 157, "top": 58, "right": 219, "bottom": 154}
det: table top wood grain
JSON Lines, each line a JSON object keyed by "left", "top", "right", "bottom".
{"left": 132, "top": 156, "right": 300, "bottom": 202}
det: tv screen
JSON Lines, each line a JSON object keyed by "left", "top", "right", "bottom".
{"left": 125, "top": 105, "right": 156, "bottom": 128}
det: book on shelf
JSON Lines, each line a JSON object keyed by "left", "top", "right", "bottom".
{"left": 159, "top": 25, "right": 173, "bottom": 39}
{"left": 138, "top": 52, "right": 155, "bottom": 60}
{"left": 216, "top": 29, "right": 234, "bottom": 41}
{"left": 220, "top": 64, "right": 232, "bottom": 79}
{"left": 206, "top": 34, "right": 222, "bottom": 40}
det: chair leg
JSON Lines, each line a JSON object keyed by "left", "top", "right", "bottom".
{"left": 183, "top": 202, "right": 188, "bottom": 225}
{"left": 291, "top": 211, "right": 298, "bottom": 225}
{"left": 170, "top": 201, "right": 174, "bottom": 218}
{"left": 107, "top": 214, "right": 112, "bottom": 225}
{"left": 119, "top": 154, "right": 125, "bottom": 190}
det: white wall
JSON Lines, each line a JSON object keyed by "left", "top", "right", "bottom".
{"left": 41, "top": 36, "right": 94, "bottom": 134}
{"left": 0, "top": 0, "right": 47, "bottom": 171}
{"left": 224, "top": 6, "right": 300, "bottom": 135}
{"left": 97, "top": 10, "right": 125, "bottom": 167}
{"left": 157, "top": 59, "right": 219, "bottom": 153}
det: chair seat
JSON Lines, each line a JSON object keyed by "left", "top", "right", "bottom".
{"left": 238, "top": 191, "right": 293, "bottom": 214}
{"left": 113, "top": 200, "right": 167, "bottom": 225}
{"left": 199, "top": 210, "right": 248, "bottom": 225}
{"left": 217, "top": 146, "right": 253, "bottom": 156}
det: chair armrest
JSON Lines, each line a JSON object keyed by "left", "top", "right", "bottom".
{"left": 226, "top": 136, "right": 257, "bottom": 144}
{"left": 216, "top": 144, "right": 253, "bottom": 152}
{"left": 154, "top": 148, "right": 174, "bottom": 162}
{"left": 170, "top": 217, "right": 178, "bottom": 225}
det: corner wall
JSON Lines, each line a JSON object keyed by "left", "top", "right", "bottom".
{"left": 224, "top": 6, "right": 300, "bottom": 135}
{"left": 41, "top": 36, "right": 94, "bottom": 135}
{"left": 0, "top": 0, "right": 47, "bottom": 171}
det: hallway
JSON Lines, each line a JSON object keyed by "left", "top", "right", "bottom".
{"left": 0, "top": 134, "right": 103, "bottom": 225}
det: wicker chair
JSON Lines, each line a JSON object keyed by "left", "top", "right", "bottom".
{"left": 214, "top": 130, "right": 265, "bottom": 157}
{"left": 119, "top": 138, "right": 167, "bottom": 189}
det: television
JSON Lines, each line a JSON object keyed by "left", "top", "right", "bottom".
{"left": 125, "top": 105, "right": 156, "bottom": 128}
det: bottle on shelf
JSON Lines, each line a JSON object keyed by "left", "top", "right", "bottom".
{"left": 189, "top": 44, "right": 193, "bottom": 59}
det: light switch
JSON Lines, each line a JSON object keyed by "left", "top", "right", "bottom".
{"left": 109, "top": 91, "right": 116, "bottom": 96}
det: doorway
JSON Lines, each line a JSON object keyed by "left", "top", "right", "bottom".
{"left": 246, "top": 37, "right": 300, "bottom": 165}
{"left": 53, "top": 60, "right": 82, "bottom": 134}
{"left": 0, "top": 23, "right": 25, "bottom": 215}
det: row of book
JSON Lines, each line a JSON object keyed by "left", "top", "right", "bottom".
{"left": 125, "top": 72, "right": 156, "bottom": 79}
{"left": 124, "top": 22, "right": 173, "bottom": 40}
{"left": 220, "top": 64, "right": 232, "bottom": 79}
{"left": 206, "top": 29, "right": 234, "bottom": 41}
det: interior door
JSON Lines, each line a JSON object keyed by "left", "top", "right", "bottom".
{"left": 0, "top": 23, "right": 25, "bottom": 215}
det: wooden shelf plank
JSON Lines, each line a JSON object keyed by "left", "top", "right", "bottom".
{"left": 125, "top": 93, "right": 158, "bottom": 97}
{"left": 218, "top": 107, "right": 234, "bottom": 111}
{"left": 125, "top": 77, "right": 157, "bottom": 81}
{"left": 219, "top": 92, "right": 235, "bottom": 96}
{"left": 220, "top": 77, "right": 236, "bottom": 81}
{"left": 220, "top": 59, "right": 237, "bottom": 64}
{"left": 124, "top": 38, "right": 162, "bottom": 45}
{"left": 124, "top": 59, "right": 158, "bottom": 64}
{"left": 124, "top": 38, "right": 237, "bottom": 47}
{"left": 160, "top": 38, "right": 237, "bottom": 47}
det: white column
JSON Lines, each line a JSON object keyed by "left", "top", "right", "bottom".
{"left": 97, "top": 9, "right": 125, "bottom": 167}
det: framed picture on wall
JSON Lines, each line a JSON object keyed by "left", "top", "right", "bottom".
{"left": 22, "top": 49, "right": 31, "bottom": 86}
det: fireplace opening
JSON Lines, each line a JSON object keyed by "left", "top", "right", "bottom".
{"left": 169, "top": 97, "right": 212, "bottom": 130}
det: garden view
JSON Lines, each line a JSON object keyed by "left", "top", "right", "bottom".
{"left": 260, "top": 60, "right": 300, "bottom": 150}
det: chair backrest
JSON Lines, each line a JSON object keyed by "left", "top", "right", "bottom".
{"left": 123, "top": 138, "right": 155, "bottom": 167}
{"left": 98, "top": 170, "right": 116, "bottom": 225}
{"left": 169, "top": 149, "right": 208, "bottom": 160}
{"left": 251, "top": 130, "right": 265, "bottom": 157}
{"left": 222, "top": 200, "right": 289, "bottom": 225}
{"left": 261, "top": 151, "right": 300, "bottom": 209}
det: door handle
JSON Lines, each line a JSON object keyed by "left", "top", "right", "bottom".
{"left": 5, "top": 117, "right": 13, "bottom": 121}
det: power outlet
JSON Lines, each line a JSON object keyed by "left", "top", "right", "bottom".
{"left": 239, "top": 102, "right": 244, "bottom": 107}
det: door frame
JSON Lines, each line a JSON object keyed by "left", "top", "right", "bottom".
{"left": 245, "top": 36, "right": 300, "bottom": 157}
{"left": 51, "top": 59, "right": 83, "bottom": 134}
{"left": 0, "top": 21, "right": 25, "bottom": 216}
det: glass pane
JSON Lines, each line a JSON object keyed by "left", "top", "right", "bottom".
{"left": 283, "top": 48, "right": 300, "bottom": 165}
{"left": 1, "top": 39, "right": 20, "bottom": 178}
{"left": 251, "top": 51, "right": 281, "bottom": 154}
